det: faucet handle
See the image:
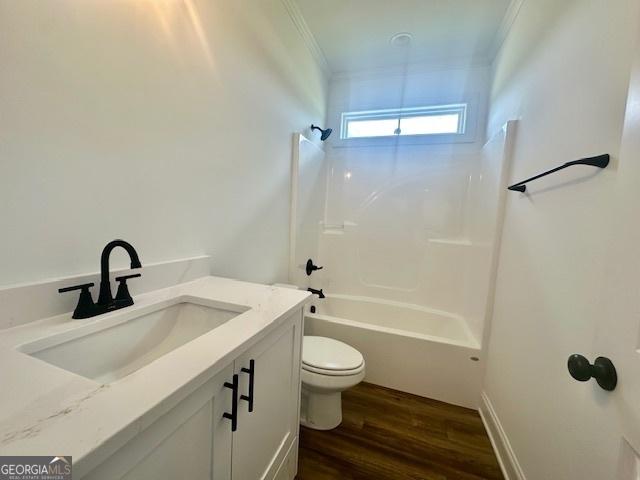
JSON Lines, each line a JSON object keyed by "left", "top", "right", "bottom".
{"left": 114, "top": 273, "right": 141, "bottom": 307}
{"left": 115, "top": 273, "right": 142, "bottom": 282}
{"left": 305, "top": 259, "right": 324, "bottom": 276}
{"left": 58, "top": 283, "right": 96, "bottom": 319}
{"left": 58, "top": 282, "right": 94, "bottom": 293}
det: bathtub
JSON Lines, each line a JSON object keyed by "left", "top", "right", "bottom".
{"left": 304, "top": 294, "right": 483, "bottom": 408}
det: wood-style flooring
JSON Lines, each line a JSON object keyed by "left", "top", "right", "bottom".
{"left": 298, "top": 383, "right": 504, "bottom": 480}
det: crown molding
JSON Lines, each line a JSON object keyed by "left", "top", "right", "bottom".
{"left": 281, "top": 0, "right": 524, "bottom": 80}
{"left": 488, "top": 0, "right": 525, "bottom": 62}
{"left": 281, "top": 0, "right": 331, "bottom": 79}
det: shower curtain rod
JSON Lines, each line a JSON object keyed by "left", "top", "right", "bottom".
{"left": 507, "top": 154, "right": 610, "bottom": 192}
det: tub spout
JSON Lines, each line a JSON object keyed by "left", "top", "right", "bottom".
{"left": 308, "top": 287, "right": 325, "bottom": 299}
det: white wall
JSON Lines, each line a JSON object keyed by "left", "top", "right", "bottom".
{"left": 483, "top": 1, "right": 640, "bottom": 478}
{"left": 0, "top": 0, "right": 328, "bottom": 287}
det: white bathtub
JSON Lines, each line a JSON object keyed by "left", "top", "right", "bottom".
{"left": 304, "top": 294, "right": 483, "bottom": 408}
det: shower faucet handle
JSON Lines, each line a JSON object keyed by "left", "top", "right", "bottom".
{"left": 306, "top": 259, "right": 324, "bottom": 276}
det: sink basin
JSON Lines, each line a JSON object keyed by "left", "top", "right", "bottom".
{"left": 20, "top": 297, "right": 248, "bottom": 383}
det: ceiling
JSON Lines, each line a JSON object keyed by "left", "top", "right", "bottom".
{"left": 294, "top": 0, "right": 515, "bottom": 74}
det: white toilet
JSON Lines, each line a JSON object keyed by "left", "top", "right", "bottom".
{"left": 300, "top": 336, "right": 365, "bottom": 430}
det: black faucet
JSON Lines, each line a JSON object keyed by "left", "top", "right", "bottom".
{"left": 307, "top": 287, "right": 325, "bottom": 299}
{"left": 97, "top": 239, "right": 142, "bottom": 306}
{"left": 59, "top": 239, "right": 142, "bottom": 319}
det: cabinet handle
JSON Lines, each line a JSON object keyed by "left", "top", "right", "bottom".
{"left": 240, "top": 359, "right": 255, "bottom": 413}
{"left": 223, "top": 374, "right": 239, "bottom": 432}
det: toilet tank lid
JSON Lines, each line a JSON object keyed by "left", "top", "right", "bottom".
{"left": 302, "top": 336, "right": 364, "bottom": 371}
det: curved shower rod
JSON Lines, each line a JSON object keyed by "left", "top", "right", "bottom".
{"left": 508, "top": 154, "right": 610, "bottom": 192}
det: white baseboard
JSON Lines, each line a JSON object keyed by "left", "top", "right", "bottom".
{"left": 479, "top": 391, "right": 526, "bottom": 480}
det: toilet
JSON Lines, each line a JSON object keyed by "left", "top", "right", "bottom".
{"left": 300, "top": 336, "right": 365, "bottom": 430}
{"left": 273, "top": 284, "right": 365, "bottom": 430}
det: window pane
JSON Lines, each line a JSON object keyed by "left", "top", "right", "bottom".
{"left": 346, "top": 118, "right": 399, "bottom": 138}
{"left": 340, "top": 104, "right": 467, "bottom": 139}
{"left": 399, "top": 114, "right": 460, "bottom": 135}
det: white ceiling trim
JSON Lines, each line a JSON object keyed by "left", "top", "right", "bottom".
{"left": 281, "top": 0, "right": 331, "bottom": 77}
{"left": 488, "top": 0, "right": 526, "bottom": 61}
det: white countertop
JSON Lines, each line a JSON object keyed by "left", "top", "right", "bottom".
{"left": 0, "top": 276, "right": 310, "bottom": 476}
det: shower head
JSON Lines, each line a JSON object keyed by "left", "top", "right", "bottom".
{"left": 311, "top": 124, "right": 332, "bottom": 141}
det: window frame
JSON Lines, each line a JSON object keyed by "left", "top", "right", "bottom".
{"left": 341, "top": 104, "right": 467, "bottom": 139}
{"left": 334, "top": 99, "right": 478, "bottom": 148}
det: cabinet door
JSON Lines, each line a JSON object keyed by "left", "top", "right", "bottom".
{"left": 82, "top": 364, "right": 234, "bottom": 480}
{"left": 231, "top": 312, "right": 303, "bottom": 480}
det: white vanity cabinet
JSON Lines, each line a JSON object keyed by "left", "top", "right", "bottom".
{"left": 82, "top": 310, "right": 303, "bottom": 480}
{"left": 232, "top": 310, "right": 302, "bottom": 480}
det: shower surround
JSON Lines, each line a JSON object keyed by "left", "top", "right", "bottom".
{"left": 292, "top": 121, "right": 515, "bottom": 408}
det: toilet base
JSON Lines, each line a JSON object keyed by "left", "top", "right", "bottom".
{"left": 300, "top": 387, "right": 343, "bottom": 430}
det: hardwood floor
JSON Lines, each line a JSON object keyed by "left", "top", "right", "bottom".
{"left": 298, "top": 383, "right": 504, "bottom": 480}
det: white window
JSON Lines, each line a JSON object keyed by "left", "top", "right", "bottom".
{"left": 340, "top": 104, "right": 467, "bottom": 140}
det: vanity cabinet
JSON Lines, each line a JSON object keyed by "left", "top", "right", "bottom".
{"left": 82, "top": 310, "right": 303, "bottom": 480}
{"left": 232, "top": 311, "right": 302, "bottom": 480}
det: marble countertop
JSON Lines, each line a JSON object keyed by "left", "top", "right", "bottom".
{"left": 0, "top": 276, "right": 310, "bottom": 477}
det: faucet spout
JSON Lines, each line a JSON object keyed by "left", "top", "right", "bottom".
{"left": 307, "top": 287, "right": 325, "bottom": 299}
{"left": 97, "top": 239, "right": 142, "bottom": 306}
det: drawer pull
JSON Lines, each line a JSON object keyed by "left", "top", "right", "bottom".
{"left": 240, "top": 359, "right": 255, "bottom": 413}
{"left": 223, "top": 374, "right": 239, "bottom": 431}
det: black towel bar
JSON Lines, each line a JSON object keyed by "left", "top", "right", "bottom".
{"left": 508, "top": 154, "right": 610, "bottom": 192}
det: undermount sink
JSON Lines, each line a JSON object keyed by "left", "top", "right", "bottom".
{"left": 20, "top": 297, "right": 248, "bottom": 383}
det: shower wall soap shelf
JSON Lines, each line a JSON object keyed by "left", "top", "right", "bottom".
{"left": 507, "top": 154, "right": 610, "bottom": 192}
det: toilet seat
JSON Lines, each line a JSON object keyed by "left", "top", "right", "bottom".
{"left": 302, "top": 362, "right": 365, "bottom": 377}
{"left": 302, "top": 336, "right": 364, "bottom": 376}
